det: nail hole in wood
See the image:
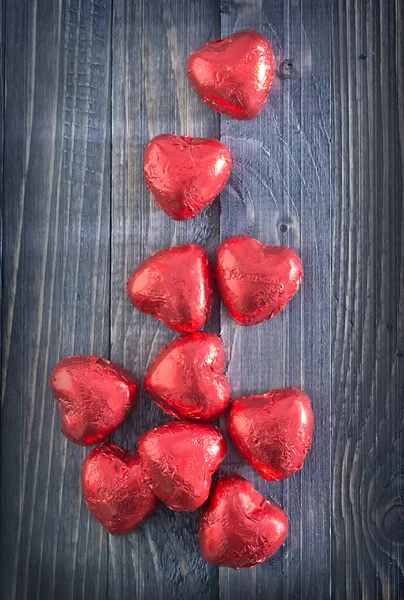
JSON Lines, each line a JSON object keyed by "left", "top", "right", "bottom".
{"left": 279, "top": 60, "right": 293, "bottom": 79}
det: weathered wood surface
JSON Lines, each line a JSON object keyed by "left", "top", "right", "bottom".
{"left": 0, "top": 0, "right": 403, "bottom": 598}
{"left": 218, "top": 1, "right": 332, "bottom": 599}
{"left": 109, "top": 1, "right": 220, "bottom": 599}
{"left": 332, "top": 0, "right": 404, "bottom": 598}
{"left": 0, "top": 0, "right": 111, "bottom": 598}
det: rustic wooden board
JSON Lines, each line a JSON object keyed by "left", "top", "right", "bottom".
{"left": 0, "top": 0, "right": 111, "bottom": 598}
{"left": 1, "top": 0, "right": 403, "bottom": 598}
{"left": 109, "top": 1, "right": 220, "bottom": 599}
{"left": 218, "top": 1, "right": 332, "bottom": 599}
{"left": 331, "top": 0, "right": 404, "bottom": 597}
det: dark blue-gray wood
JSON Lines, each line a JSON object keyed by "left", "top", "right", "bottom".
{"left": 1, "top": 0, "right": 403, "bottom": 598}
{"left": 332, "top": 0, "right": 404, "bottom": 598}
{"left": 109, "top": 1, "right": 220, "bottom": 599}
{"left": 218, "top": 1, "right": 332, "bottom": 598}
{"left": 0, "top": 0, "right": 111, "bottom": 598}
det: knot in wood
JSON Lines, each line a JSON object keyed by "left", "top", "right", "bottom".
{"left": 279, "top": 59, "right": 293, "bottom": 78}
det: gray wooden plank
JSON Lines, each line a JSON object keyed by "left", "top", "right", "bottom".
{"left": 110, "top": 1, "right": 220, "bottom": 598}
{"left": 219, "top": 1, "right": 332, "bottom": 599}
{"left": 331, "top": 1, "right": 404, "bottom": 598}
{"left": 0, "top": 1, "right": 111, "bottom": 598}
{"left": 280, "top": 1, "right": 332, "bottom": 598}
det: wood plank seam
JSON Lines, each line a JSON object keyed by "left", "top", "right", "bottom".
{"left": 107, "top": 1, "right": 114, "bottom": 598}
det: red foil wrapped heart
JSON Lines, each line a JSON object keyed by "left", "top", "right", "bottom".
{"left": 82, "top": 443, "right": 159, "bottom": 535}
{"left": 49, "top": 356, "right": 138, "bottom": 445}
{"left": 144, "top": 333, "right": 231, "bottom": 421}
{"left": 144, "top": 134, "right": 232, "bottom": 221}
{"left": 216, "top": 235, "right": 303, "bottom": 325}
{"left": 187, "top": 30, "right": 275, "bottom": 120}
{"left": 139, "top": 421, "right": 227, "bottom": 512}
{"left": 227, "top": 388, "right": 314, "bottom": 481}
{"left": 127, "top": 244, "right": 214, "bottom": 334}
{"left": 199, "top": 474, "right": 288, "bottom": 568}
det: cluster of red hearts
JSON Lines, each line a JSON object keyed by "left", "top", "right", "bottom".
{"left": 49, "top": 30, "right": 315, "bottom": 570}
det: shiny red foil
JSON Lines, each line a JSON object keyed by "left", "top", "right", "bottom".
{"left": 127, "top": 244, "right": 214, "bottom": 334}
{"left": 82, "top": 443, "right": 159, "bottom": 535}
{"left": 144, "top": 333, "right": 232, "bottom": 421}
{"left": 199, "top": 474, "right": 288, "bottom": 568}
{"left": 216, "top": 235, "right": 303, "bottom": 326}
{"left": 227, "top": 388, "right": 314, "bottom": 481}
{"left": 139, "top": 421, "right": 227, "bottom": 512}
{"left": 144, "top": 134, "right": 232, "bottom": 221}
{"left": 187, "top": 30, "right": 275, "bottom": 120}
{"left": 49, "top": 356, "right": 138, "bottom": 445}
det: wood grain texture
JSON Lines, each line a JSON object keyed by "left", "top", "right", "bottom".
{"left": 110, "top": 1, "right": 220, "bottom": 599}
{"left": 0, "top": 1, "right": 111, "bottom": 598}
{"left": 332, "top": 1, "right": 404, "bottom": 598}
{"left": 1, "top": 0, "right": 403, "bottom": 598}
{"left": 218, "top": 1, "right": 332, "bottom": 599}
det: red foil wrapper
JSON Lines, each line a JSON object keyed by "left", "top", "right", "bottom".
{"left": 144, "top": 134, "right": 232, "bottom": 221}
{"left": 227, "top": 388, "right": 314, "bottom": 481}
{"left": 82, "top": 443, "right": 159, "bottom": 535}
{"left": 139, "top": 421, "right": 227, "bottom": 512}
{"left": 187, "top": 30, "right": 275, "bottom": 120}
{"left": 49, "top": 356, "right": 138, "bottom": 445}
{"left": 199, "top": 474, "right": 288, "bottom": 568}
{"left": 144, "top": 333, "right": 232, "bottom": 421}
{"left": 127, "top": 244, "right": 214, "bottom": 334}
{"left": 216, "top": 235, "right": 303, "bottom": 326}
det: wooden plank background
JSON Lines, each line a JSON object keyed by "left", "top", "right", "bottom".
{"left": 0, "top": 0, "right": 403, "bottom": 599}
{"left": 109, "top": 1, "right": 220, "bottom": 598}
